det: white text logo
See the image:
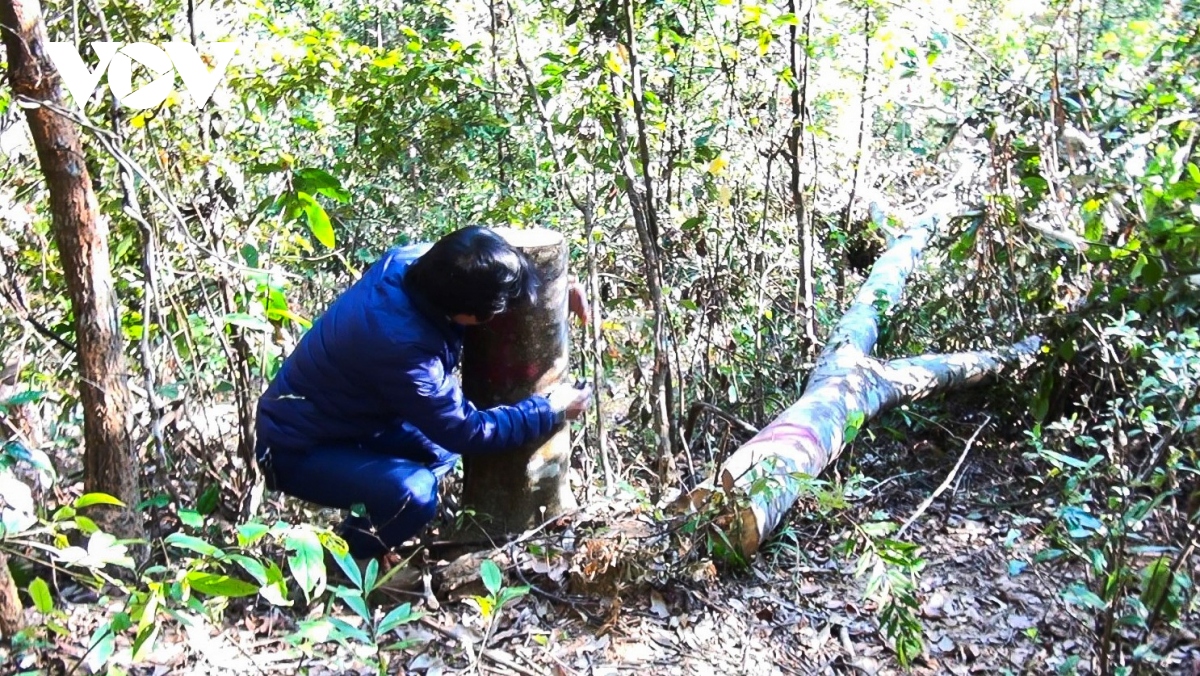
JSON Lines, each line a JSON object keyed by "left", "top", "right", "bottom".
{"left": 46, "top": 42, "right": 238, "bottom": 110}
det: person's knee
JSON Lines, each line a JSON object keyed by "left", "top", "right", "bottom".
{"left": 398, "top": 467, "right": 439, "bottom": 523}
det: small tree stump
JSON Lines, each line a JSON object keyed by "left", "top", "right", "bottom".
{"left": 459, "top": 228, "right": 576, "bottom": 535}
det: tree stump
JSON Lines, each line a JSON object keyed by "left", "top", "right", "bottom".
{"left": 459, "top": 228, "right": 576, "bottom": 536}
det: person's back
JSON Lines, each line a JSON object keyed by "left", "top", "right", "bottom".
{"left": 256, "top": 244, "right": 446, "bottom": 452}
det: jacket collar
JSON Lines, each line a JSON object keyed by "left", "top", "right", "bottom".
{"left": 400, "top": 266, "right": 464, "bottom": 345}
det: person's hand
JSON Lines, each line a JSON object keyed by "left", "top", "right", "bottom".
{"left": 545, "top": 381, "right": 593, "bottom": 421}
{"left": 568, "top": 278, "right": 589, "bottom": 326}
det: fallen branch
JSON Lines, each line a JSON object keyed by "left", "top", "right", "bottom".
{"left": 896, "top": 415, "right": 990, "bottom": 537}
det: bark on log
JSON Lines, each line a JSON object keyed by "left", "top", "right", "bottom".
{"left": 1, "top": 0, "right": 143, "bottom": 538}
{"left": 459, "top": 228, "right": 575, "bottom": 535}
{"left": 703, "top": 203, "right": 1042, "bottom": 557}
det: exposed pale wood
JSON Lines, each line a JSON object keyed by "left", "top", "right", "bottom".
{"left": 705, "top": 202, "right": 1042, "bottom": 557}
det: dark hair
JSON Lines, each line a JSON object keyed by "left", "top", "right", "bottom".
{"left": 406, "top": 226, "right": 541, "bottom": 320}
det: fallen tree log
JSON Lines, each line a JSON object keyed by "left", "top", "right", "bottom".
{"left": 702, "top": 201, "right": 1043, "bottom": 557}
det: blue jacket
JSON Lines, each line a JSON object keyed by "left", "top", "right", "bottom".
{"left": 255, "top": 245, "right": 560, "bottom": 458}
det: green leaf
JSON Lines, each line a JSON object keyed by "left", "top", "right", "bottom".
{"left": 29, "top": 577, "right": 53, "bottom": 613}
{"left": 84, "top": 623, "right": 116, "bottom": 673}
{"left": 1, "top": 439, "right": 55, "bottom": 477}
{"left": 949, "top": 225, "right": 978, "bottom": 262}
{"left": 74, "top": 493, "right": 126, "bottom": 509}
{"left": 248, "top": 161, "right": 286, "bottom": 175}
{"left": 1131, "top": 253, "right": 1164, "bottom": 286}
{"left": 480, "top": 559, "right": 503, "bottom": 595}
{"left": 74, "top": 515, "right": 99, "bottom": 534}
{"left": 498, "top": 585, "right": 530, "bottom": 607}
{"left": 843, "top": 411, "right": 866, "bottom": 444}
{"left": 335, "top": 588, "right": 371, "bottom": 622}
{"left": 136, "top": 494, "right": 170, "bottom": 511}
{"left": 196, "top": 484, "right": 220, "bottom": 515}
{"left": 240, "top": 243, "right": 259, "bottom": 268}
{"left": 331, "top": 550, "right": 363, "bottom": 590}
{"left": 164, "top": 533, "right": 223, "bottom": 558}
{"left": 179, "top": 510, "right": 205, "bottom": 528}
{"left": 378, "top": 602, "right": 421, "bottom": 635}
{"left": 284, "top": 528, "right": 325, "bottom": 602}
{"left": 1140, "top": 557, "right": 1180, "bottom": 622}
{"left": 229, "top": 555, "right": 269, "bottom": 585}
{"left": 236, "top": 522, "right": 270, "bottom": 548}
{"left": 1040, "top": 449, "right": 1099, "bottom": 471}
{"left": 295, "top": 168, "right": 351, "bottom": 203}
{"left": 1062, "top": 582, "right": 1107, "bottom": 610}
{"left": 259, "top": 560, "right": 292, "bottom": 606}
{"left": 223, "top": 313, "right": 274, "bottom": 332}
{"left": 1, "top": 389, "right": 45, "bottom": 407}
{"left": 186, "top": 571, "right": 260, "bottom": 597}
{"left": 296, "top": 192, "right": 335, "bottom": 249}
{"left": 132, "top": 622, "right": 160, "bottom": 661}
{"left": 363, "top": 557, "right": 380, "bottom": 593}
{"left": 327, "top": 617, "right": 373, "bottom": 644}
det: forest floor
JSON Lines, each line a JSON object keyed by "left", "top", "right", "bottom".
{"left": 13, "top": 428, "right": 1200, "bottom": 676}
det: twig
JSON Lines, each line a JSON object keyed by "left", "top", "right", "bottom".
{"left": 685, "top": 401, "right": 759, "bottom": 440}
{"left": 509, "top": 558, "right": 603, "bottom": 624}
{"left": 418, "top": 618, "right": 547, "bottom": 676}
{"left": 14, "top": 96, "right": 294, "bottom": 280}
{"left": 896, "top": 415, "right": 991, "bottom": 537}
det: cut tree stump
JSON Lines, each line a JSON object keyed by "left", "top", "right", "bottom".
{"left": 459, "top": 228, "right": 576, "bottom": 536}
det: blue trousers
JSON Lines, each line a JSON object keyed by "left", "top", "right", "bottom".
{"left": 265, "top": 422, "right": 459, "bottom": 558}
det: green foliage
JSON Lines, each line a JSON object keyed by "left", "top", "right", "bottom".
{"left": 469, "top": 558, "right": 530, "bottom": 622}
{"left": 1, "top": 458, "right": 425, "bottom": 672}
{"left": 1025, "top": 315, "right": 1199, "bottom": 673}
{"left": 309, "top": 549, "right": 425, "bottom": 668}
{"left": 3, "top": 0, "right": 1199, "bottom": 669}
{"left": 840, "top": 522, "right": 927, "bottom": 666}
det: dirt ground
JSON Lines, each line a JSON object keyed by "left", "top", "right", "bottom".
{"left": 10, "top": 435, "right": 1200, "bottom": 676}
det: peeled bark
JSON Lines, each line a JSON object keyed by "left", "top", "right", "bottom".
{"left": 701, "top": 202, "right": 1042, "bottom": 557}
{"left": 1, "top": 0, "right": 143, "bottom": 538}
{"left": 459, "top": 228, "right": 576, "bottom": 535}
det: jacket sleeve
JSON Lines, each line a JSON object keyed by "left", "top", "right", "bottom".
{"left": 378, "top": 344, "right": 562, "bottom": 455}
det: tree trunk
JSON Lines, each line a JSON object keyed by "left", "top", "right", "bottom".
{"left": 0, "top": 552, "right": 23, "bottom": 639}
{"left": 788, "top": 0, "right": 817, "bottom": 352}
{"left": 610, "top": 3, "right": 677, "bottom": 480}
{"left": 459, "top": 228, "right": 576, "bottom": 535}
{"left": 1, "top": 0, "right": 143, "bottom": 538}
{"left": 696, "top": 201, "right": 1042, "bottom": 557}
